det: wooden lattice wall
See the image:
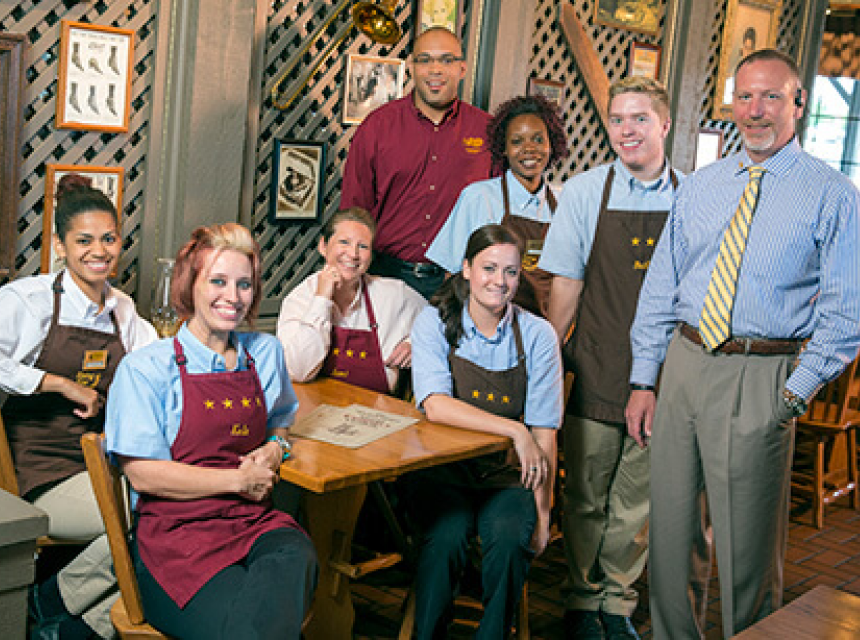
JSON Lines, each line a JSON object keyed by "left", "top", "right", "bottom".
{"left": 0, "top": 0, "right": 814, "bottom": 309}
{"left": 528, "top": 0, "right": 807, "bottom": 184}
{"left": 1, "top": 0, "right": 157, "bottom": 294}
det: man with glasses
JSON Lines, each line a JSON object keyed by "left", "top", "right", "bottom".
{"left": 341, "top": 27, "right": 491, "bottom": 298}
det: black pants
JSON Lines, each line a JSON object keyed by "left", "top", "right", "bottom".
{"left": 370, "top": 253, "right": 445, "bottom": 300}
{"left": 132, "top": 528, "right": 318, "bottom": 640}
{"left": 406, "top": 478, "right": 537, "bottom": 639}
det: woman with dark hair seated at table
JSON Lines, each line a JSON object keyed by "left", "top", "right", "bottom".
{"left": 408, "top": 224, "right": 563, "bottom": 639}
{"left": 276, "top": 207, "right": 425, "bottom": 394}
{"left": 105, "top": 223, "right": 317, "bottom": 639}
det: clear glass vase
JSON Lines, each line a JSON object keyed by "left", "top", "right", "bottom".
{"left": 151, "top": 258, "right": 181, "bottom": 338}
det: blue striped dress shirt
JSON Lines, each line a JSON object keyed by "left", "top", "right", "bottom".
{"left": 630, "top": 138, "right": 860, "bottom": 399}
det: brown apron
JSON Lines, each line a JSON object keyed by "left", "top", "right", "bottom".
{"left": 319, "top": 279, "right": 390, "bottom": 394}
{"left": 2, "top": 272, "right": 125, "bottom": 498}
{"left": 500, "top": 172, "right": 557, "bottom": 318}
{"left": 566, "top": 166, "right": 677, "bottom": 424}
{"left": 429, "top": 311, "right": 529, "bottom": 489}
{"left": 135, "top": 338, "right": 300, "bottom": 608}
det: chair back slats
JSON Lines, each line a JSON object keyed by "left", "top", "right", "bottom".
{"left": 0, "top": 414, "right": 20, "bottom": 495}
{"left": 80, "top": 432, "right": 147, "bottom": 625}
{"left": 805, "top": 359, "right": 859, "bottom": 426}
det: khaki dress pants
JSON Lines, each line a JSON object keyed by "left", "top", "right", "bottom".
{"left": 33, "top": 470, "right": 119, "bottom": 639}
{"left": 562, "top": 415, "right": 649, "bottom": 616}
{"left": 649, "top": 333, "right": 795, "bottom": 639}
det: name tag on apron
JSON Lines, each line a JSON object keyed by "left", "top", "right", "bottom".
{"left": 82, "top": 349, "right": 109, "bottom": 370}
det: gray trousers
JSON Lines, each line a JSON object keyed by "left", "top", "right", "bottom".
{"left": 649, "top": 333, "right": 795, "bottom": 639}
{"left": 562, "top": 415, "right": 649, "bottom": 616}
{"left": 33, "top": 470, "right": 118, "bottom": 639}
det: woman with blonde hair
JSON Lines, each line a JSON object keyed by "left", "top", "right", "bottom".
{"left": 106, "top": 223, "right": 317, "bottom": 639}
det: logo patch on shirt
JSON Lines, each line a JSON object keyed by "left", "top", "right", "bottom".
{"left": 82, "top": 350, "right": 108, "bottom": 370}
{"left": 463, "top": 137, "right": 485, "bottom": 154}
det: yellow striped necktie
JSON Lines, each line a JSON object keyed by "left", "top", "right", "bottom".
{"left": 699, "top": 165, "right": 765, "bottom": 351}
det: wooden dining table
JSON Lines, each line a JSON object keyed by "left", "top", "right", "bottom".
{"left": 279, "top": 378, "right": 511, "bottom": 640}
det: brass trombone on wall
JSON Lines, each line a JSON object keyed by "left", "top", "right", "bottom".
{"left": 271, "top": 0, "right": 401, "bottom": 111}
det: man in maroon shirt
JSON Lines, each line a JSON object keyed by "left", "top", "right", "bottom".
{"left": 340, "top": 27, "right": 491, "bottom": 298}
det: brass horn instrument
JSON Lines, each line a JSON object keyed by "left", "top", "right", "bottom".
{"left": 271, "top": 0, "right": 401, "bottom": 111}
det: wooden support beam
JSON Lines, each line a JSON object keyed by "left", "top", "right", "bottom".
{"left": 558, "top": 4, "right": 610, "bottom": 131}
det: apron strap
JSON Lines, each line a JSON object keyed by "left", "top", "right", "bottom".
{"left": 48, "top": 272, "right": 65, "bottom": 333}
{"left": 545, "top": 184, "right": 557, "bottom": 213}
{"left": 360, "top": 277, "right": 380, "bottom": 332}
{"left": 501, "top": 172, "right": 512, "bottom": 218}
{"left": 598, "top": 165, "right": 616, "bottom": 214}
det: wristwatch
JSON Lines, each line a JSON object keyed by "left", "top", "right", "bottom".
{"left": 267, "top": 435, "right": 292, "bottom": 462}
{"left": 781, "top": 389, "right": 808, "bottom": 418}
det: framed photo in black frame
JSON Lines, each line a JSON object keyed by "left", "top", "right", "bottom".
{"left": 269, "top": 139, "right": 326, "bottom": 223}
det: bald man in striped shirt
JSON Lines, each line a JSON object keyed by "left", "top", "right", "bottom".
{"left": 625, "top": 49, "right": 860, "bottom": 638}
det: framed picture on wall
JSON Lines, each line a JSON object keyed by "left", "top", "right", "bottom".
{"left": 415, "top": 0, "right": 461, "bottom": 35}
{"left": 628, "top": 41, "right": 662, "bottom": 79}
{"left": 694, "top": 128, "right": 724, "bottom": 170}
{"left": 56, "top": 20, "right": 134, "bottom": 133}
{"left": 712, "top": 0, "right": 782, "bottom": 120}
{"left": 527, "top": 77, "right": 565, "bottom": 108}
{"left": 269, "top": 139, "right": 326, "bottom": 224}
{"left": 43, "top": 165, "right": 124, "bottom": 273}
{"left": 342, "top": 54, "right": 405, "bottom": 125}
{"left": 593, "top": 0, "right": 662, "bottom": 36}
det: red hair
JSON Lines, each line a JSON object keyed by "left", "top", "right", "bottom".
{"left": 171, "top": 223, "right": 262, "bottom": 324}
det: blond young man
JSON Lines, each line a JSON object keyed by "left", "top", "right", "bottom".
{"left": 539, "top": 77, "right": 680, "bottom": 640}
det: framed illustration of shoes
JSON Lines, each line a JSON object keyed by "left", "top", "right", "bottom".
{"left": 56, "top": 20, "right": 134, "bottom": 133}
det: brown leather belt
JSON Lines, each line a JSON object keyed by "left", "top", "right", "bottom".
{"left": 679, "top": 323, "right": 801, "bottom": 355}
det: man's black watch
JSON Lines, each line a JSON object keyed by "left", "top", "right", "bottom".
{"left": 781, "top": 389, "right": 808, "bottom": 418}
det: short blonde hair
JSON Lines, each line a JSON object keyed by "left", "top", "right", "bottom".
{"left": 171, "top": 223, "right": 262, "bottom": 323}
{"left": 608, "top": 76, "right": 670, "bottom": 120}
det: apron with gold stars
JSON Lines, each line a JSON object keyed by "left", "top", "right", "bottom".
{"left": 319, "top": 279, "right": 390, "bottom": 394}
{"left": 134, "top": 338, "right": 300, "bottom": 608}
{"left": 566, "top": 166, "right": 677, "bottom": 423}
{"left": 430, "top": 311, "right": 528, "bottom": 489}
{"left": 499, "top": 172, "right": 557, "bottom": 318}
{"left": 2, "top": 272, "right": 125, "bottom": 498}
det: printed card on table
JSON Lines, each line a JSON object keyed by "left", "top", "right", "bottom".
{"left": 290, "top": 404, "right": 418, "bottom": 448}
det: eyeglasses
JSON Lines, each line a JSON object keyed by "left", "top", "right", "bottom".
{"left": 413, "top": 54, "right": 464, "bottom": 67}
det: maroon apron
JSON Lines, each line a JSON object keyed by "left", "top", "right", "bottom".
{"left": 2, "top": 272, "right": 125, "bottom": 498}
{"left": 566, "top": 166, "right": 677, "bottom": 423}
{"left": 319, "top": 279, "right": 390, "bottom": 394}
{"left": 431, "top": 311, "right": 528, "bottom": 489}
{"left": 499, "top": 172, "right": 557, "bottom": 318}
{"left": 135, "top": 338, "right": 300, "bottom": 608}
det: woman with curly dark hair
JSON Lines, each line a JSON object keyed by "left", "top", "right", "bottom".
{"left": 426, "top": 94, "right": 568, "bottom": 317}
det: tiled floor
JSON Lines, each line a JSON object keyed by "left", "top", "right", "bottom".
{"left": 353, "top": 498, "right": 860, "bottom": 639}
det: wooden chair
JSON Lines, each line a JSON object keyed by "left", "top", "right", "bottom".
{"left": 792, "top": 358, "right": 860, "bottom": 528}
{"left": 0, "top": 413, "right": 18, "bottom": 495}
{"left": 0, "top": 414, "right": 89, "bottom": 548}
{"left": 398, "top": 581, "right": 530, "bottom": 639}
{"left": 80, "top": 433, "right": 167, "bottom": 639}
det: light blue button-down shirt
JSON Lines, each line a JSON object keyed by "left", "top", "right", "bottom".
{"left": 630, "top": 139, "right": 860, "bottom": 399}
{"left": 410, "top": 304, "right": 563, "bottom": 430}
{"left": 426, "top": 169, "right": 559, "bottom": 273}
{"left": 539, "top": 159, "right": 678, "bottom": 279}
{"left": 106, "top": 324, "right": 299, "bottom": 461}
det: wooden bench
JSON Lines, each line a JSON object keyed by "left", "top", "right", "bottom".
{"left": 735, "top": 585, "right": 860, "bottom": 638}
